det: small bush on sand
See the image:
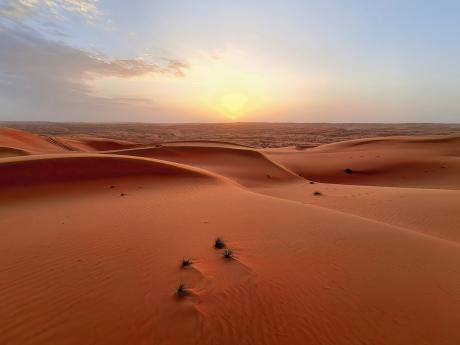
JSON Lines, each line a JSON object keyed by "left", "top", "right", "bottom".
{"left": 176, "top": 283, "right": 188, "bottom": 298}
{"left": 223, "top": 248, "right": 234, "bottom": 259}
{"left": 313, "top": 191, "right": 322, "bottom": 196}
{"left": 214, "top": 237, "right": 225, "bottom": 249}
{"left": 344, "top": 168, "right": 353, "bottom": 174}
{"left": 181, "top": 258, "right": 193, "bottom": 268}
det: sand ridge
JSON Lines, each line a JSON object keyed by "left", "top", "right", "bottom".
{"left": 0, "top": 127, "right": 68, "bottom": 155}
{"left": 264, "top": 136, "right": 460, "bottom": 190}
{"left": 0, "top": 153, "right": 225, "bottom": 188}
{"left": 105, "top": 144, "right": 301, "bottom": 187}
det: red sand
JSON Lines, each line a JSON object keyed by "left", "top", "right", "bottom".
{"left": 1, "top": 127, "right": 459, "bottom": 345}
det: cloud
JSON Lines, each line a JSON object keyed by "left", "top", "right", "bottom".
{"left": 0, "top": 24, "right": 189, "bottom": 121}
{"left": 89, "top": 58, "right": 190, "bottom": 79}
{"left": 0, "top": 0, "right": 99, "bottom": 20}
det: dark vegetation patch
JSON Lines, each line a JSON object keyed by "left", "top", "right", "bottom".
{"left": 214, "top": 237, "right": 225, "bottom": 249}
{"left": 223, "top": 248, "right": 234, "bottom": 259}
{"left": 181, "top": 258, "right": 193, "bottom": 268}
{"left": 176, "top": 283, "right": 188, "bottom": 298}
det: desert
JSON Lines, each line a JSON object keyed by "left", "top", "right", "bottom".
{"left": 1, "top": 124, "right": 459, "bottom": 345}
{"left": 2, "top": 1, "right": 460, "bottom": 343}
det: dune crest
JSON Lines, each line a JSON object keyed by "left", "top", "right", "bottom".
{"left": 0, "top": 154, "right": 222, "bottom": 188}
{"left": 106, "top": 145, "right": 300, "bottom": 187}
{"left": 0, "top": 127, "right": 67, "bottom": 154}
{"left": 60, "top": 137, "right": 142, "bottom": 152}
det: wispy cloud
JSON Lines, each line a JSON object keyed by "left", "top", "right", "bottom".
{"left": 0, "top": 0, "right": 99, "bottom": 20}
{"left": 89, "top": 58, "right": 189, "bottom": 79}
{"left": 0, "top": 24, "right": 189, "bottom": 80}
{"left": 0, "top": 24, "right": 189, "bottom": 121}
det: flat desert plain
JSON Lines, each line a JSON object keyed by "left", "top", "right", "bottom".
{"left": 1, "top": 124, "right": 460, "bottom": 345}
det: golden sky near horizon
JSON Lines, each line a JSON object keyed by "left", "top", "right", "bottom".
{"left": 93, "top": 48, "right": 315, "bottom": 121}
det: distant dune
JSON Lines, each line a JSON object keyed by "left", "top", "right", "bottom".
{"left": 0, "top": 127, "right": 68, "bottom": 155}
{"left": 2, "top": 121, "right": 460, "bottom": 147}
{"left": 1, "top": 126, "right": 459, "bottom": 345}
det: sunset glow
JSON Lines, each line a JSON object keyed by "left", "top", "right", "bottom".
{"left": 219, "top": 93, "right": 249, "bottom": 118}
{"left": 1, "top": 1, "right": 459, "bottom": 122}
{"left": 186, "top": 50, "right": 272, "bottom": 121}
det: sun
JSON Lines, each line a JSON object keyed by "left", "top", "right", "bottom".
{"left": 219, "top": 92, "right": 249, "bottom": 119}
{"left": 154, "top": 49, "right": 272, "bottom": 121}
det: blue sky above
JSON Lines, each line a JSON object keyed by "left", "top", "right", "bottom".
{"left": 0, "top": 0, "right": 459, "bottom": 122}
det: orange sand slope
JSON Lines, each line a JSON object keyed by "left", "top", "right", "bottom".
{"left": 0, "top": 127, "right": 140, "bottom": 156}
{"left": 106, "top": 144, "right": 299, "bottom": 187}
{"left": 265, "top": 135, "right": 460, "bottom": 189}
{"left": 1, "top": 128, "right": 460, "bottom": 345}
{"left": 0, "top": 127, "right": 68, "bottom": 155}
{"left": 60, "top": 136, "right": 142, "bottom": 152}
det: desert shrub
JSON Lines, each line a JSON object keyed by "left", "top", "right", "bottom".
{"left": 181, "top": 258, "right": 192, "bottom": 268}
{"left": 214, "top": 237, "right": 225, "bottom": 249}
{"left": 223, "top": 248, "right": 234, "bottom": 259}
{"left": 176, "top": 283, "right": 188, "bottom": 298}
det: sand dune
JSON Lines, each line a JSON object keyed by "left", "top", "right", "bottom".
{"left": 0, "top": 127, "right": 67, "bottom": 155}
{"left": 163, "top": 140, "right": 254, "bottom": 148}
{"left": 60, "top": 137, "right": 141, "bottom": 152}
{"left": 255, "top": 181, "right": 460, "bottom": 244}
{"left": 1, "top": 128, "right": 459, "bottom": 345}
{"left": 312, "top": 135, "right": 460, "bottom": 151}
{"left": 0, "top": 154, "right": 217, "bottom": 188}
{"left": 265, "top": 136, "right": 460, "bottom": 189}
{"left": 0, "top": 127, "right": 142, "bottom": 156}
{"left": 0, "top": 146, "right": 30, "bottom": 157}
{"left": 106, "top": 144, "right": 299, "bottom": 187}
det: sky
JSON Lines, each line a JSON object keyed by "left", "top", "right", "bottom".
{"left": 0, "top": 0, "right": 459, "bottom": 123}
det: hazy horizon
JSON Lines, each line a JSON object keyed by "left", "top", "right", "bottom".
{"left": 2, "top": 120, "right": 460, "bottom": 125}
{"left": 1, "top": 1, "right": 459, "bottom": 123}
